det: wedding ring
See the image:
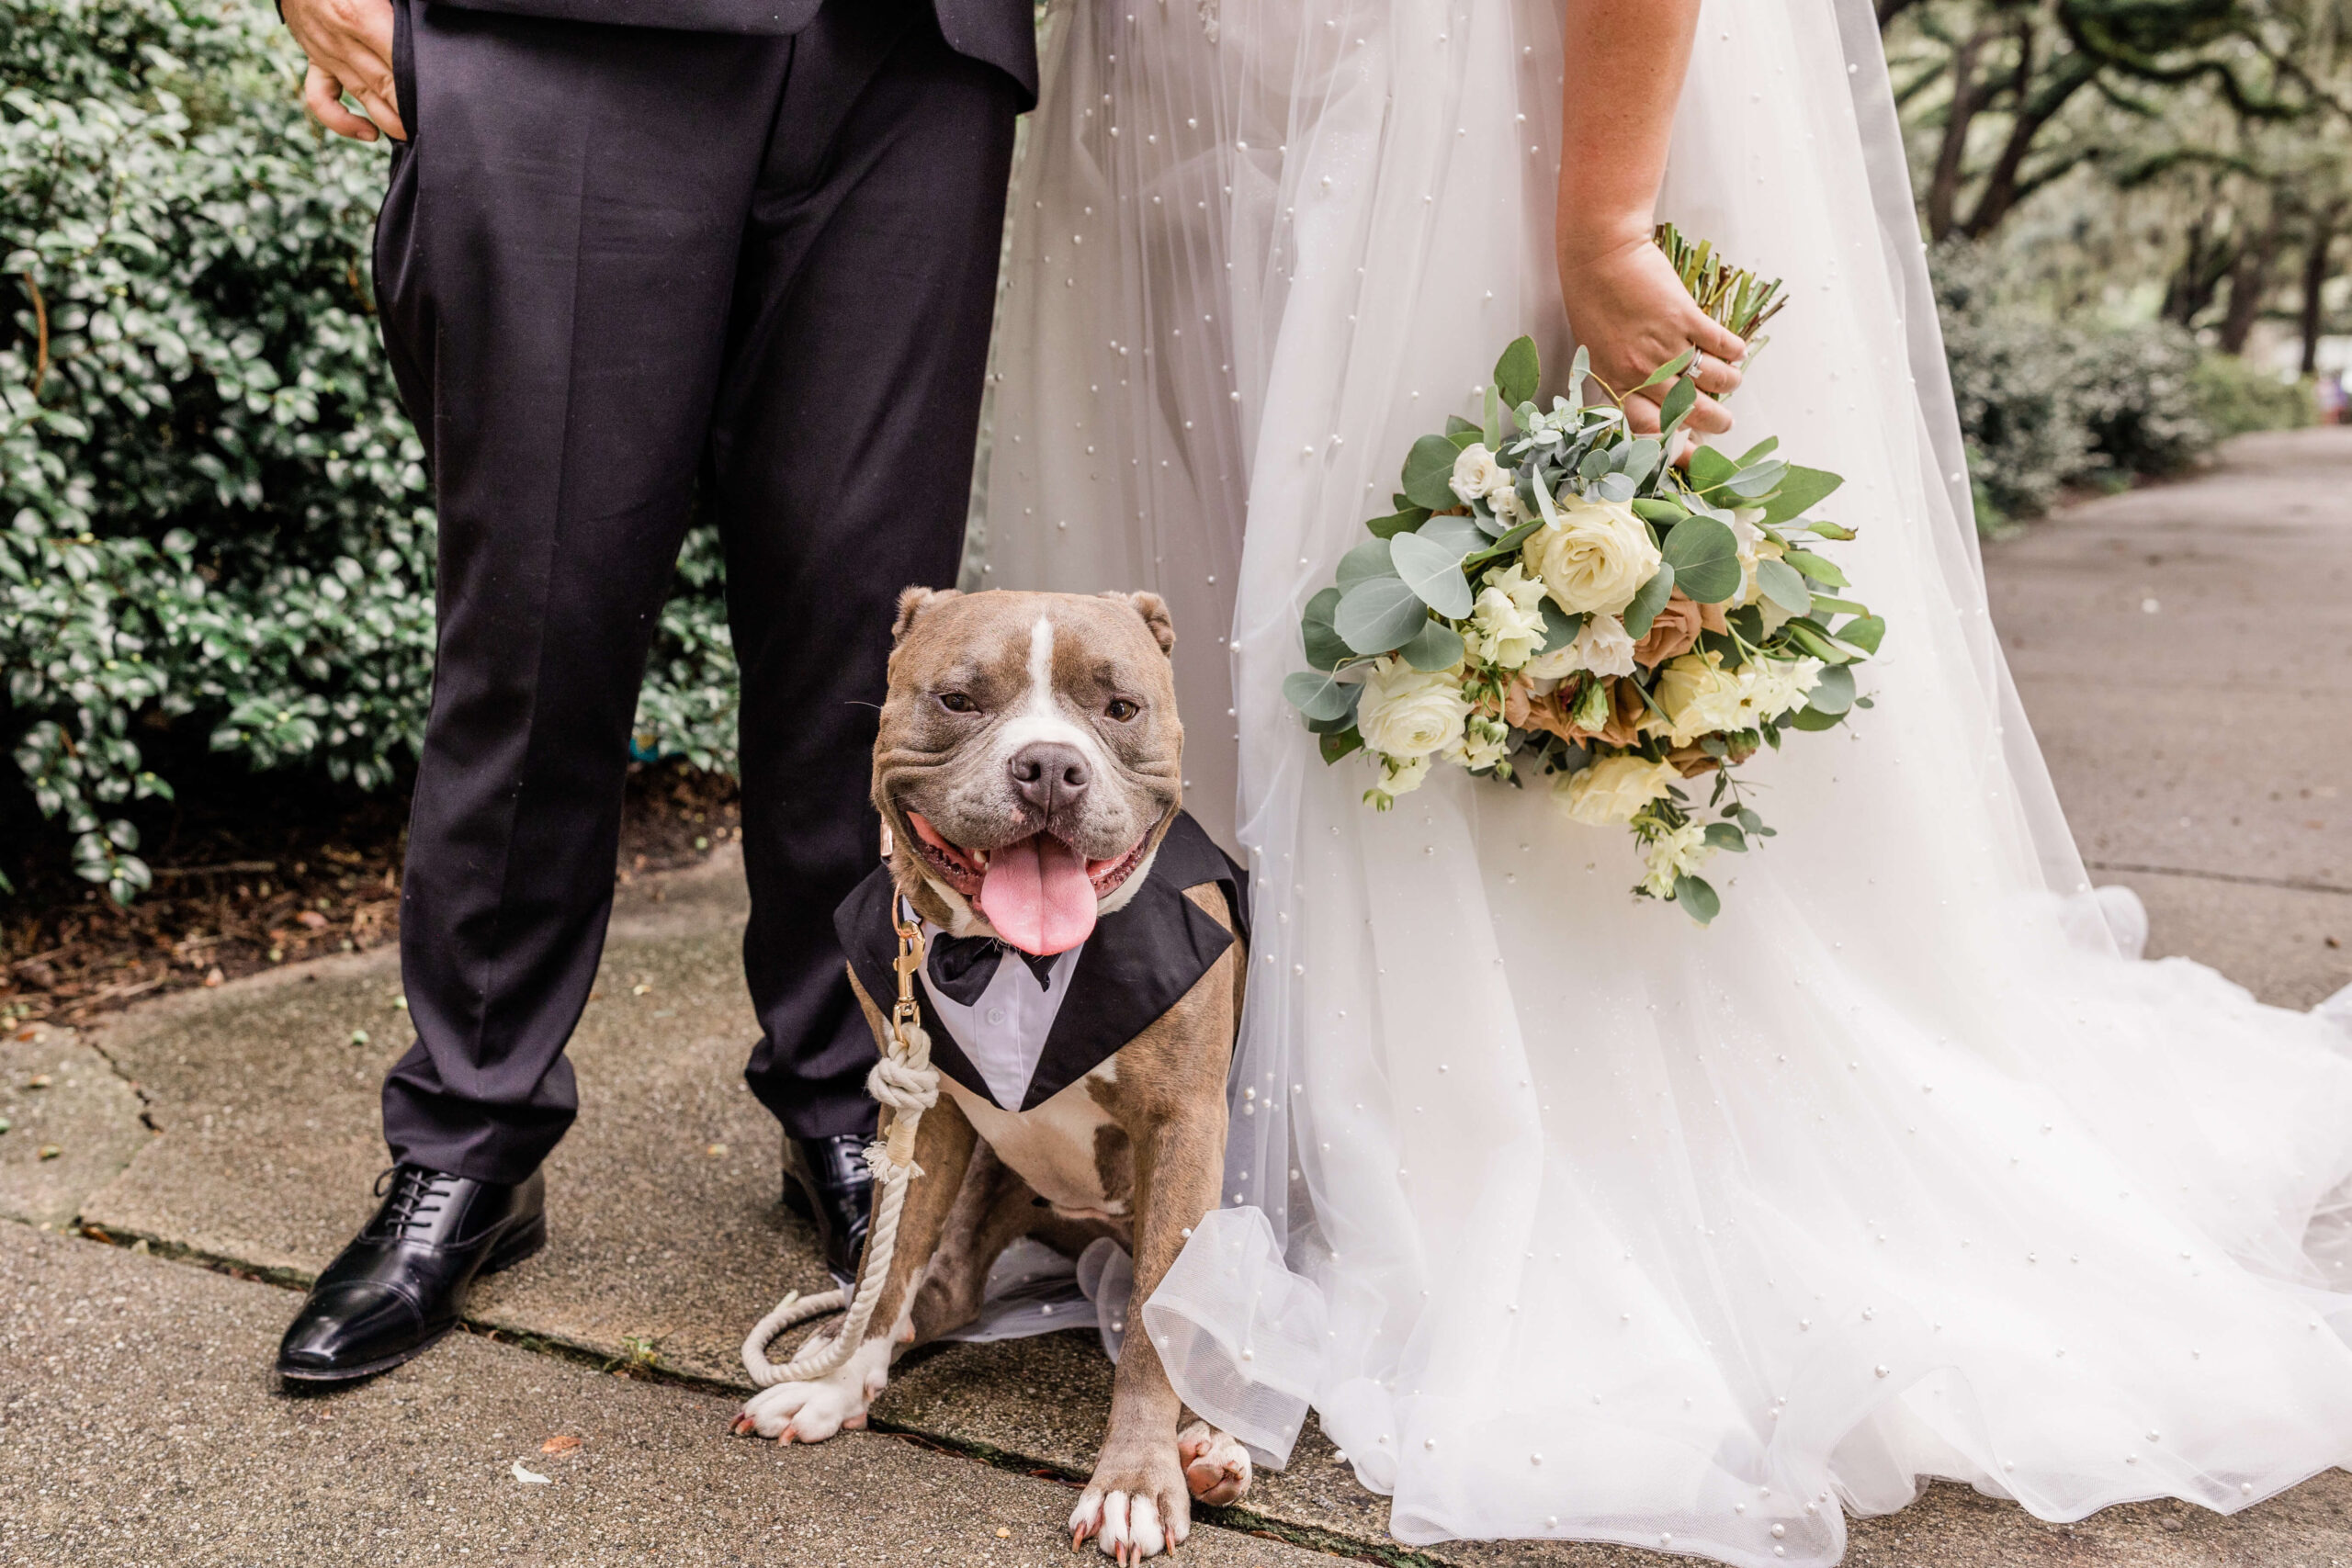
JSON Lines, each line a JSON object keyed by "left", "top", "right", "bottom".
{"left": 1690, "top": 349, "right": 1707, "bottom": 380}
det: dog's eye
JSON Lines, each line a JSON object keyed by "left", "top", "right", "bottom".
{"left": 1104, "top": 698, "right": 1140, "bottom": 722}
{"left": 937, "top": 692, "right": 978, "bottom": 715}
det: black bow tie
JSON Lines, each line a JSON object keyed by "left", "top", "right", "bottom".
{"left": 926, "top": 931, "right": 1064, "bottom": 1007}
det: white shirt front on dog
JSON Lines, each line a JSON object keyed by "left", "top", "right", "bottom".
{"left": 916, "top": 921, "right": 1086, "bottom": 1111}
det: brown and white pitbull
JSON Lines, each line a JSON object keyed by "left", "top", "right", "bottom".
{"left": 733, "top": 588, "right": 1253, "bottom": 1562}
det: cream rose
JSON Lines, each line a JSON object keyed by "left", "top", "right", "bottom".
{"left": 1555, "top": 753, "right": 1679, "bottom": 826}
{"left": 1522, "top": 492, "right": 1662, "bottom": 616}
{"left": 1355, "top": 656, "right": 1472, "bottom": 760}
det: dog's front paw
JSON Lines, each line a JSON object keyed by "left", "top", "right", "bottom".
{"left": 1069, "top": 1445, "right": 1191, "bottom": 1563}
{"left": 729, "top": 1337, "right": 888, "bottom": 1444}
{"left": 1177, "top": 1419, "right": 1252, "bottom": 1506}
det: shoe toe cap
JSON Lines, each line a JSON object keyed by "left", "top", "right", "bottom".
{"left": 277, "top": 1281, "right": 427, "bottom": 1376}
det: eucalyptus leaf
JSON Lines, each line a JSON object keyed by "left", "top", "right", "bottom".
{"left": 1538, "top": 599, "right": 1585, "bottom": 654}
{"left": 1758, "top": 465, "right": 1843, "bottom": 526}
{"left": 1836, "top": 614, "right": 1886, "bottom": 655}
{"left": 1495, "top": 335, "right": 1541, "bottom": 406}
{"left": 1301, "top": 586, "right": 1351, "bottom": 671}
{"left": 1781, "top": 620, "right": 1849, "bottom": 665}
{"left": 1632, "top": 497, "right": 1690, "bottom": 527}
{"left": 1482, "top": 383, "right": 1502, "bottom": 450}
{"left": 1464, "top": 515, "right": 1543, "bottom": 568}
{"left": 1417, "top": 513, "right": 1489, "bottom": 558}
{"left": 1335, "top": 576, "right": 1432, "bottom": 655}
{"left": 1781, "top": 548, "right": 1849, "bottom": 588}
{"left": 1400, "top": 616, "right": 1466, "bottom": 671}
{"left": 1401, "top": 434, "right": 1465, "bottom": 511}
{"left": 1634, "top": 345, "right": 1696, "bottom": 393}
{"left": 1594, "top": 471, "right": 1637, "bottom": 503}
{"left": 1658, "top": 375, "right": 1698, "bottom": 434}
{"left": 1673, "top": 874, "right": 1721, "bottom": 924}
{"left": 1283, "top": 669, "right": 1361, "bottom": 723}
{"left": 1684, "top": 445, "right": 1738, "bottom": 492}
{"left": 1621, "top": 564, "right": 1677, "bottom": 639}
{"left": 1805, "top": 592, "right": 1868, "bottom": 618}
{"left": 1702, "top": 822, "right": 1748, "bottom": 853}
{"left": 1754, "top": 557, "right": 1813, "bottom": 615}
{"left": 1724, "top": 458, "right": 1788, "bottom": 498}
{"left": 1365, "top": 506, "right": 1429, "bottom": 539}
{"left": 1389, "top": 530, "right": 1476, "bottom": 618}
{"left": 1568, "top": 344, "right": 1592, "bottom": 391}
{"left": 1444, "top": 413, "right": 1479, "bottom": 436}
{"left": 1785, "top": 704, "right": 1846, "bottom": 732}
{"left": 1806, "top": 663, "right": 1857, "bottom": 715}
{"left": 1619, "top": 437, "right": 1665, "bottom": 488}
{"left": 1732, "top": 435, "right": 1781, "bottom": 465}
{"left": 1319, "top": 727, "right": 1364, "bottom": 764}
{"left": 1335, "top": 537, "right": 1396, "bottom": 589}
{"left": 1658, "top": 515, "right": 1743, "bottom": 604}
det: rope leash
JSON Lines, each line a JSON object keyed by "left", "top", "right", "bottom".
{"left": 742, "top": 896, "right": 940, "bottom": 1387}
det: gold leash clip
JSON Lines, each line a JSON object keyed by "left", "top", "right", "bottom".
{"left": 890, "top": 894, "right": 926, "bottom": 1033}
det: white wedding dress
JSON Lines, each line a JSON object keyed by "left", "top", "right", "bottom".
{"left": 967, "top": 1, "right": 2352, "bottom": 1562}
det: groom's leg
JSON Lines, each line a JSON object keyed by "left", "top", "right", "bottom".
{"left": 712, "top": 0, "right": 1020, "bottom": 1137}
{"left": 377, "top": 5, "right": 793, "bottom": 1181}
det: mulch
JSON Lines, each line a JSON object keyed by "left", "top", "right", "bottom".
{"left": 1, "top": 751, "right": 741, "bottom": 1032}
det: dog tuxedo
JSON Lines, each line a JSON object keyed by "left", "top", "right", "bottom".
{"left": 837, "top": 813, "right": 1250, "bottom": 1113}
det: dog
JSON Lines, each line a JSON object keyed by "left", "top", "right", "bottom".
{"left": 735, "top": 587, "right": 1254, "bottom": 1562}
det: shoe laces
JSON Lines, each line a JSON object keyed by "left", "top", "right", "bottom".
{"left": 371, "top": 1165, "right": 460, "bottom": 1240}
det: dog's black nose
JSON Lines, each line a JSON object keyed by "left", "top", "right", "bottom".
{"left": 1010, "top": 742, "right": 1090, "bottom": 815}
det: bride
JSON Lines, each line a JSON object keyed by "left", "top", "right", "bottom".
{"left": 973, "top": 0, "right": 2352, "bottom": 1562}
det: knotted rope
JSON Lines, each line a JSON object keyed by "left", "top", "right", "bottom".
{"left": 742, "top": 897, "right": 940, "bottom": 1387}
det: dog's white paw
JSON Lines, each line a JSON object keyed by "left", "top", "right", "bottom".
{"left": 729, "top": 1336, "right": 888, "bottom": 1444}
{"left": 1069, "top": 1450, "right": 1190, "bottom": 1562}
{"left": 1177, "top": 1419, "right": 1252, "bottom": 1506}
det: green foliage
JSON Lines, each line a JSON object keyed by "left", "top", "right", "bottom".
{"left": 1, "top": 0, "right": 739, "bottom": 901}
{"left": 2190, "top": 354, "right": 2313, "bottom": 439}
{"left": 1933, "top": 242, "right": 2224, "bottom": 528}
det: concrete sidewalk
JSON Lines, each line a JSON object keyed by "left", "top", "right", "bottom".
{"left": 4, "top": 427, "right": 2350, "bottom": 1567}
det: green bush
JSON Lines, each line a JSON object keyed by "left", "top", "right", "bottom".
{"left": 2191, "top": 354, "right": 2313, "bottom": 440}
{"left": 1933, "top": 242, "right": 2219, "bottom": 529}
{"left": 1, "top": 0, "right": 737, "bottom": 902}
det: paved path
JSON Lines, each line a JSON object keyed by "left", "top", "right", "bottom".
{"left": 4, "top": 428, "right": 2350, "bottom": 1566}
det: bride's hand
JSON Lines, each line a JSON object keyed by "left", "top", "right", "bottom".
{"left": 1557, "top": 229, "right": 1747, "bottom": 448}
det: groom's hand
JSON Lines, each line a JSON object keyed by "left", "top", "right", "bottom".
{"left": 284, "top": 0, "right": 406, "bottom": 143}
{"left": 1557, "top": 230, "right": 1747, "bottom": 454}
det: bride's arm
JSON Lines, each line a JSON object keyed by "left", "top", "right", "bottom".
{"left": 1555, "top": 0, "right": 1745, "bottom": 440}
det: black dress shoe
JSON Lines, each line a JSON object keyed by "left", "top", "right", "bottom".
{"left": 783, "top": 1132, "right": 873, "bottom": 1283}
{"left": 276, "top": 1164, "right": 546, "bottom": 1383}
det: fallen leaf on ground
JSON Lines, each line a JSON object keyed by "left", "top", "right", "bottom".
{"left": 27, "top": 1075, "right": 51, "bottom": 1089}
{"left": 511, "top": 1460, "right": 552, "bottom": 1485}
{"left": 298, "top": 910, "right": 330, "bottom": 930}
{"left": 540, "top": 1435, "right": 582, "bottom": 1456}
{"left": 706, "top": 1143, "right": 728, "bottom": 1157}
{"left": 38, "top": 1145, "right": 62, "bottom": 1160}
{"left": 204, "top": 968, "right": 224, "bottom": 987}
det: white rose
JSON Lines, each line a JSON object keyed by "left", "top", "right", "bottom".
{"left": 1555, "top": 753, "right": 1679, "bottom": 826}
{"left": 1463, "top": 566, "right": 1550, "bottom": 669}
{"left": 1450, "top": 444, "right": 1506, "bottom": 508}
{"left": 1521, "top": 492, "right": 1663, "bottom": 617}
{"left": 1524, "top": 614, "right": 1635, "bottom": 681}
{"left": 1640, "top": 820, "right": 1713, "bottom": 898}
{"left": 1355, "top": 656, "right": 1472, "bottom": 759}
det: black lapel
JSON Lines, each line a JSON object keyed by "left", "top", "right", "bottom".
{"left": 834, "top": 866, "right": 1001, "bottom": 1110}
{"left": 834, "top": 812, "right": 1251, "bottom": 1116}
{"left": 1020, "top": 812, "right": 1247, "bottom": 1111}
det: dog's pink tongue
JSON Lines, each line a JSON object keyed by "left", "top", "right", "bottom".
{"left": 978, "top": 835, "right": 1096, "bottom": 955}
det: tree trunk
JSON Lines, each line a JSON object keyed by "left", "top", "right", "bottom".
{"left": 2301, "top": 201, "right": 2342, "bottom": 377}
{"left": 2219, "top": 201, "right": 2284, "bottom": 356}
{"left": 1928, "top": 26, "right": 1997, "bottom": 243}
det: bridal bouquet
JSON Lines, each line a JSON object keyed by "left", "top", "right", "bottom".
{"left": 1282, "top": 232, "right": 1882, "bottom": 922}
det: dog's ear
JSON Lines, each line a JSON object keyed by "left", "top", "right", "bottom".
{"left": 1104, "top": 590, "right": 1176, "bottom": 656}
{"left": 892, "top": 586, "right": 961, "bottom": 645}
